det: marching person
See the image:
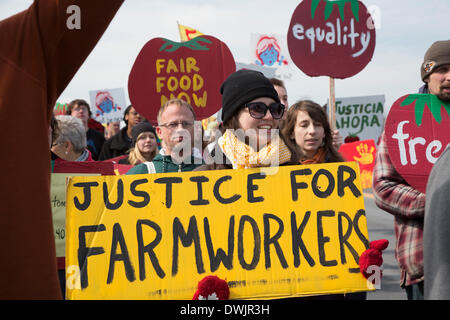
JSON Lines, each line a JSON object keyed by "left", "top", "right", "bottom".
{"left": 99, "top": 105, "right": 144, "bottom": 160}
{"left": 66, "top": 99, "right": 105, "bottom": 160}
{"left": 51, "top": 115, "right": 93, "bottom": 162}
{"left": 372, "top": 40, "right": 450, "bottom": 300}
{"left": 195, "top": 70, "right": 297, "bottom": 171}
{"left": 281, "top": 100, "right": 344, "bottom": 164}
{"left": 0, "top": 0, "right": 124, "bottom": 299}
{"left": 127, "top": 99, "right": 203, "bottom": 174}
{"left": 118, "top": 121, "right": 158, "bottom": 166}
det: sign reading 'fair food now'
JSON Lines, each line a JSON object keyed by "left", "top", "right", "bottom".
{"left": 65, "top": 163, "right": 374, "bottom": 300}
{"left": 287, "top": 0, "right": 376, "bottom": 79}
{"left": 128, "top": 35, "right": 235, "bottom": 122}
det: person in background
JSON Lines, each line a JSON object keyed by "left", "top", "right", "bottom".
{"left": 99, "top": 105, "right": 143, "bottom": 160}
{"left": 118, "top": 122, "right": 158, "bottom": 166}
{"left": 127, "top": 99, "right": 203, "bottom": 174}
{"left": 0, "top": 0, "right": 124, "bottom": 299}
{"left": 270, "top": 77, "right": 343, "bottom": 149}
{"left": 373, "top": 40, "right": 450, "bottom": 300}
{"left": 66, "top": 99, "right": 105, "bottom": 160}
{"left": 270, "top": 77, "right": 289, "bottom": 113}
{"left": 424, "top": 145, "right": 450, "bottom": 300}
{"left": 195, "top": 69, "right": 298, "bottom": 171}
{"left": 281, "top": 100, "right": 344, "bottom": 164}
{"left": 105, "top": 120, "right": 121, "bottom": 139}
{"left": 51, "top": 115, "right": 92, "bottom": 162}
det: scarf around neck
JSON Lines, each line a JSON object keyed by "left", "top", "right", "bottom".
{"left": 218, "top": 129, "right": 291, "bottom": 169}
{"left": 299, "top": 147, "right": 326, "bottom": 165}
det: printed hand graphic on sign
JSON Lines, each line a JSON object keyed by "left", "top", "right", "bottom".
{"left": 353, "top": 143, "right": 375, "bottom": 165}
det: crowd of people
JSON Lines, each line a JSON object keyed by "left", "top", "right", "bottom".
{"left": 1, "top": 0, "right": 449, "bottom": 301}
{"left": 47, "top": 39, "right": 450, "bottom": 301}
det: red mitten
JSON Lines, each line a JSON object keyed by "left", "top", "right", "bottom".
{"left": 192, "top": 275, "right": 229, "bottom": 300}
{"left": 359, "top": 239, "right": 389, "bottom": 279}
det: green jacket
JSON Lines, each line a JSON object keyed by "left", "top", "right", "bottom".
{"left": 126, "top": 153, "right": 203, "bottom": 174}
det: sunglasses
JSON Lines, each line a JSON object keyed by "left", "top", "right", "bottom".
{"left": 245, "top": 102, "right": 285, "bottom": 120}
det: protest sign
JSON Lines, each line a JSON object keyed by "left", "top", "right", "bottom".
{"left": 339, "top": 140, "right": 376, "bottom": 189}
{"left": 327, "top": 95, "right": 384, "bottom": 142}
{"left": 88, "top": 88, "right": 127, "bottom": 124}
{"left": 51, "top": 161, "right": 117, "bottom": 269}
{"left": 128, "top": 35, "right": 236, "bottom": 122}
{"left": 385, "top": 94, "right": 450, "bottom": 193}
{"left": 235, "top": 62, "right": 277, "bottom": 79}
{"left": 287, "top": 0, "right": 376, "bottom": 79}
{"left": 65, "top": 163, "right": 375, "bottom": 300}
{"left": 250, "top": 33, "right": 293, "bottom": 81}
{"left": 54, "top": 102, "right": 69, "bottom": 116}
{"left": 51, "top": 173, "right": 100, "bottom": 259}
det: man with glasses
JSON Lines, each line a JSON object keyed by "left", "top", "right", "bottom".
{"left": 127, "top": 99, "right": 203, "bottom": 174}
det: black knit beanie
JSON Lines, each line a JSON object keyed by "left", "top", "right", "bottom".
{"left": 131, "top": 121, "right": 156, "bottom": 145}
{"left": 421, "top": 40, "right": 450, "bottom": 82}
{"left": 220, "top": 69, "right": 280, "bottom": 123}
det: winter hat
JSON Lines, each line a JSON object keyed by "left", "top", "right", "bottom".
{"left": 131, "top": 121, "right": 156, "bottom": 145}
{"left": 421, "top": 40, "right": 450, "bottom": 82}
{"left": 220, "top": 69, "right": 280, "bottom": 123}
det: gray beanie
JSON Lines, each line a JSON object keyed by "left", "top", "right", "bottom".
{"left": 421, "top": 40, "right": 450, "bottom": 82}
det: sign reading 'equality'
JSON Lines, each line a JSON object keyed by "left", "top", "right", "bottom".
{"left": 66, "top": 163, "right": 374, "bottom": 299}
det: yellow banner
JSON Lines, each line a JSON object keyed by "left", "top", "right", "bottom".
{"left": 51, "top": 173, "right": 99, "bottom": 257}
{"left": 65, "top": 163, "right": 375, "bottom": 299}
{"left": 178, "top": 23, "right": 204, "bottom": 42}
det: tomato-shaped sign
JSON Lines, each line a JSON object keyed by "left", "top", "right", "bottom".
{"left": 128, "top": 35, "right": 236, "bottom": 122}
{"left": 287, "top": 0, "right": 376, "bottom": 79}
{"left": 385, "top": 94, "right": 450, "bottom": 193}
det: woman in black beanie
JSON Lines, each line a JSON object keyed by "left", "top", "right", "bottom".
{"left": 196, "top": 69, "right": 298, "bottom": 170}
{"left": 118, "top": 121, "right": 158, "bottom": 166}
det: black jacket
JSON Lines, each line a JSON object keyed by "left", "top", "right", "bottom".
{"left": 98, "top": 127, "right": 132, "bottom": 160}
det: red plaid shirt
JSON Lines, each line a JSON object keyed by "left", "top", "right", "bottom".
{"left": 372, "top": 132, "right": 425, "bottom": 287}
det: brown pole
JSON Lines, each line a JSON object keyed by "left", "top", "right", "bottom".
{"left": 329, "top": 77, "right": 336, "bottom": 130}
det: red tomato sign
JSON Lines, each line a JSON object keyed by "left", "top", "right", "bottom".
{"left": 128, "top": 35, "right": 236, "bottom": 122}
{"left": 287, "top": 0, "right": 376, "bottom": 79}
{"left": 385, "top": 94, "right": 450, "bottom": 193}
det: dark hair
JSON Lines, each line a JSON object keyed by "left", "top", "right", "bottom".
{"left": 66, "top": 99, "right": 92, "bottom": 118}
{"left": 50, "top": 114, "right": 59, "bottom": 144}
{"left": 123, "top": 105, "right": 133, "bottom": 126}
{"left": 281, "top": 100, "right": 343, "bottom": 163}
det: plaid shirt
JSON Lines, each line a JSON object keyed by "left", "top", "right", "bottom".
{"left": 372, "top": 132, "right": 425, "bottom": 287}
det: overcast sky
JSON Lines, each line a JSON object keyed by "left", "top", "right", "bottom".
{"left": 1, "top": 0, "right": 449, "bottom": 116}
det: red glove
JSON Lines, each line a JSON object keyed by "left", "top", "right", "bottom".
{"left": 359, "top": 239, "right": 389, "bottom": 280}
{"left": 192, "top": 275, "right": 229, "bottom": 300}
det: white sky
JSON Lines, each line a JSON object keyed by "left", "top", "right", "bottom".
{"left": 1, "top": 0, "right": 449, "bottom": 116}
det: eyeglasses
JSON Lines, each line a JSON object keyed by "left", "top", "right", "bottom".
{"left": 245, "top": 102, "right": 285, "bottom": 120}
{"left": 159, "top": 121, "right": 194, "bottom": 130}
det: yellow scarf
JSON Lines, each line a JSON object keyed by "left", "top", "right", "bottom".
{"left": 218, "top": 129, "right": 291, "bottom": 169}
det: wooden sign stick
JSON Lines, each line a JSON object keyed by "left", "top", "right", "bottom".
{"left": 329, "top": 77, "right": 336, "bottom": 131}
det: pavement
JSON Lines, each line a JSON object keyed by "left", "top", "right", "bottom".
{"left": 363, "top": 190, "right": 406, "bottom": 300}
